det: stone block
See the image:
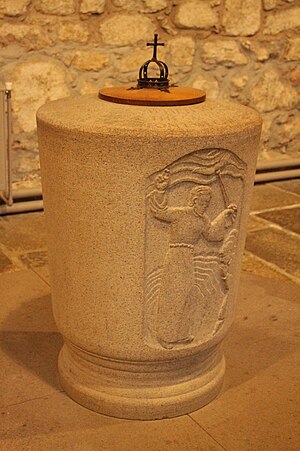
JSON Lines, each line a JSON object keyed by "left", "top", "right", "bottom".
{"left": 35, "top": 0, "right": 76, "bottom": 15}
{"left": 0, "top": 0, "right": 30, "bottom": 16}
{"left": 263, "top": 0, "right": 277, "bottom": 10}
{"left": 191, "top": 274, "right": 300, "bottom": 451}
{"left": 285, "top": 37, "right": 300, "bottom": 61}
{"left": 157, "top": 15, "right": 178, "bottom": 35}
{"left": 243, "top": 251, "right": 290, "bottom": 281}
{"left": 231, "top": 74, "right": 249, "bottom": 89}
{"left": 69, "top": 50, "right": 109, "bottom": 71}
{"left": 0, "top": 23, "right": 52, "bottom": 50}
{"left": 222, "top": 0, "right": 261, "bottom": 36}
{"left": 119, "top": 48, "right": 157, "bottom": 73}
{"left": 246, "top": 228, "right": 300, "bottom": 277}
{"left": 142, "top": 0, "right": 168, "bottom": 13}
{"left": 0, "top": 250, "right": 15, "bottom": 274}
{"left": 1, "top": 59, "right": 69, "bottom": 133}
{"left": 257, "top": 206, "right": 300, "bottom": 234}
{"left": 191, "top": 72, "right": 220, "bottom": 99}
{"left": 273, "top": 179, "right": 300, "bottom": 196}
{"left": 99, "top": 14, "right": 154, "bottom": 46}
{"left": 241, "top": 39, "right": 271, "bottom": 62}
{"left": 168, "top": 36, "right": 195, "bottom": 66}
{"left": 264, "top": 7, "right": 300, "bottom": 34}
{"left": 201, "top": 40, "right": 248, "bottom": 65}
{"left": 174, "top": 0, "right": 218, "bottom": 29}
{"left": 249, "top": 66, "right": 299, "bottom": 113}
{"left": 58, "top": 22, "right": 89, "bottom": 43}
{"left": 0, "top": 212, "right": 47, "bottom": 252}
{"left": 79, "top": 0, "right": 105, "bottom": 14}
{"left": 250, "top": 184, "right": 300, "bottom": 212}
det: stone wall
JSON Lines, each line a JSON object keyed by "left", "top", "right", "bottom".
{"left": 0, "top": 0, "right": 299, "bottom": 189}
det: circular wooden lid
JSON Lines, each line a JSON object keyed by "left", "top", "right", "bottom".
{"left": 98, "top": 86, "right": 206, "bottom": 106}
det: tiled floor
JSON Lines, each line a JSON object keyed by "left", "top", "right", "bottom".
{"left": 0, "top": 181, "right": 299, "bottom": 450}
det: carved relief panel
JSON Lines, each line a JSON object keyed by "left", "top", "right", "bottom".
{"left": 144, "top": 148, "right": 247, "bottom": 350}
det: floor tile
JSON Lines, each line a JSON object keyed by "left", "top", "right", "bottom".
{"left": 0, "top": 331, "right": 63, "bottom": 407}
{"left": 224, "top": 272, "right": 300, "bottom": 391}
{"left": 242, "top": 251, "right": 290, "bottom": 281}
{"left": 246, "top": 215, "right": 270, "bottom": 232}
{"left": 190, "top": 273, "right": 300, "bottom": 451}
{"left": 250, "top": 184, "right": 300, "bottom": 212}
{"left": 31, "top": 265, "right": 50, "bottom": 285}
{"left": 257, "top": 206, "right": 300, "bottom": 235}
{"left": 0, "top": 270, "right": 55, "bottom": 332}
{"left": 19, "top": 249, "right": 48, "bottom": 268}
{"left": 0, "top": 249, "right": 16, "bottom": 274}
{"left": 246, "top": 227, "right": 300, "bottom": 278}
{"left": 191, "top": 351, "right": 300, "bottom": 451}
{"left": 0, "top": 212, "right": 47, "bottom": 253}
{"left": 273, "top": 178, "right": 300, "bottom": 196}
{"left": 0, "top": 392, "right": 224, "bottom": 451}
{"left": 0, "top": 271, "right": 61, "bottom": 407}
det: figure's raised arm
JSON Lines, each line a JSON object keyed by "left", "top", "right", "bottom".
{"left": 203, "top": 204, "right": 237, "bottom": 242}
{"left": 148, "top": 169, "right": 180, "bottom": 223}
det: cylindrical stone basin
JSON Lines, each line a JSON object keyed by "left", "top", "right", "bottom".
{"left": 37, "top": 96, "right": 261, "bottom": 420}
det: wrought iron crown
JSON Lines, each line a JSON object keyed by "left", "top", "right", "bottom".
{"left": 137, "top": 34, "right": 169, "bottom": 90}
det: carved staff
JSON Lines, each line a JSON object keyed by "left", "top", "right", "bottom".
{"left": 216, "top": 169, "right": 229, "bottom": 207}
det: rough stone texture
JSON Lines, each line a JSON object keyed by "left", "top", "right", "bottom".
{"left": 246, "top": 228, "right": 300, "bottom": 277}
{"left": 192, "top": 72, "right": 220, "bottom": 99}
{"left": 0, "top": 0, "right": 30, "bottom": 16}
{"left": 169, "top": 36, "right": 195, "bottom": 66}
{"left": 67, "top": 50, "right": 109, "bottom": 71}
{"left": 201, "top": 40, "right": 247, "bottom": 65}
{"left": 241, "top": 39, "right": 271, "bottom": 62}
{"left": 79, "top": 0, "right": 105, "bottom": 14}
{"left": 58, "top": 22, "right": 89, "bottom": 43}
{"left": 263, "top": 0, "right": 277, "bottom": 10}
{"left": 285, "top": 37, "right": 300, "bottom": 61}
{"left": 223, "top": 0, "right": 261, "bottom": 36}
{"left": 0, "top": 23, "right": 53, "bottom": 49}
{"left": 174, "top": 1, "right": 218, "bottom": 29}
{"left": 257, "top": 206, "right": 300, "bottom": 235}
{"left": 250, "top": 184, "right": 300, "bottom": 212}
{"left": 157, "top": 15, "right": 178, "bottom": 35}
{"left": 273, "top": 179, "right": 300, "bottom": 196}
{"left": 119, "top": 48, "right": 158, "bottom": 73}
{"left": 142, "top": 0, "right": 168, "bottom": 13}
{"left": 264, "top": 7, "right": 300, "bottom": 34}
{"left": 35, "top": 0, "right": 76, "bottom": 16}
{"left": 1, "top": 60, "right": 69, "bottom": 134}
{"left": 249, "top": 66, "right": 299, "bottom": 113}
{"left": 0, "top": 0, "right": 298, "bottom": 187}
{"left": 36, "top": 95, "right": 261, "bottom": 419}
{"left": 100, "top": 15, "right": 154, "bottom": 46}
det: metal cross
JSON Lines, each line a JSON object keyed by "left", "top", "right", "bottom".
{"left": 147, "top": 34, "right": 164, "bottom": 60}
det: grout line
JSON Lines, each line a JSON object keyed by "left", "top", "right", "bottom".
{"left": 243, "top": 250, "right": 300, "bottom": 285}
{"left": 0, "top": 390, "right": 64, "bottom": 410}
{"left": 250, "top": 202, "right": 300, "bottom": 215}
{"left": 0, "top": 243, "right": 27, "bottom": 271}
{"left": 30, "top": 266, "right": 51, "bottom": 287}
{"left": 268, "top": 183, "right": 300, "bottom": 199}
{"left": 247, "top": 219, "right": 300, "bottom": 241}
{"left": 187, "top": 414, "right": 228, "bottom": 451}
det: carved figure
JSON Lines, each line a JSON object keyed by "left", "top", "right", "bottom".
{"left": 144, "top": 149, "right": 246, "bottom": 350}
{"left": 149, "top": 171, "right": 237, "bottom": 349}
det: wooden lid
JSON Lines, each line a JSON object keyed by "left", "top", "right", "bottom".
{"left": 98, "top": 86, "right": 206, "bottom": 107}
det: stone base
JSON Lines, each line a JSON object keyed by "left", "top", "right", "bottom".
{"left": 58, "top": 342, "right": 225, "bottom": 420}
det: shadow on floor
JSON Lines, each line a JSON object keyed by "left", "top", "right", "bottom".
{"left": 1, "top": 294, "right": 63, "bottom": 391}
{"left": 223, "top": 324, "right": 299, "bottom": 392}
